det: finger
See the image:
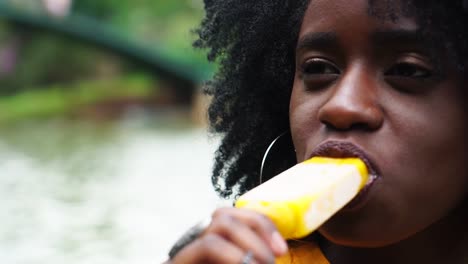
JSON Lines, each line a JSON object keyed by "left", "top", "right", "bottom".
{"left": 212, "top": 207, "right": 288, "bottom": 256}
{"left": 171, "top": 233, "right": 259, "bottom": 264}
{"left": 206, "top": 213, "right": 276, "bottom": 263}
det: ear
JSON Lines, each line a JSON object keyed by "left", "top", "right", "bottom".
{"left": 260, "top": 131, "right": 297, "bottom": 183}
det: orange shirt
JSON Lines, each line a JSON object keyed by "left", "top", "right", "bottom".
{"left": 276, "top": 241, "right": 330, "bottom": 264}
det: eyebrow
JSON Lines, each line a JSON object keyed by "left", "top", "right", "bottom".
{"left": 296, "top": 32, "right": 338, "bottom": 51}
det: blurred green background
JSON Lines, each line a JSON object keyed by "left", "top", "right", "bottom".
{"left": 0, "top": 0, "right": 213, "bottom": 123}
{"left": 0, "top": 1, "right": 222, "bottom": 264}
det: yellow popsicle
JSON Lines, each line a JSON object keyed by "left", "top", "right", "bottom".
{"left": 235, "top": 157, "right": 368, "bottom": 239}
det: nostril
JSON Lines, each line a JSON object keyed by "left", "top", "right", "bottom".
{"left": 322, "top": 119, "right": 373, "bottom": 132}
{"left": 350, "top": 123, "right": 375, "bottom": 131}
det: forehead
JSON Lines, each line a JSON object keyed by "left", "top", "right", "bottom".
{"left": 300, "top": 0, "right": 419, "bottom": 35}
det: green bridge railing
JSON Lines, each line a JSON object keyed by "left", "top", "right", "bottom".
{"left": 0, "top": 3, "right": 212, "bottom": 89}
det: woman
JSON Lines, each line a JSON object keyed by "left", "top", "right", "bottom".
{"left": 167, "top": 0, "right": 468, "bottom": 263}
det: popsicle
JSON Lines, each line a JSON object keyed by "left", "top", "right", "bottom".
{"left": 235, "top": 157, "right": 369, "bottom": 239}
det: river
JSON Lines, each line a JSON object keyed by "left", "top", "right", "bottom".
{"left": 0, "top": 112, "right": 227, "bottom": 264}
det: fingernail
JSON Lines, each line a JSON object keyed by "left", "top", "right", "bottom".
{"left": 271, "top": 231, "right": 288, "bottom": 255}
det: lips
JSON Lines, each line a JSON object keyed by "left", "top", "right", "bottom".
{"left": 309, "top": 141, "right": 381, "bottom": 210}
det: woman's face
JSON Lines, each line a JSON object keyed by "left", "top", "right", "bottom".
{"left": 289, "top": 0, "right": 468, "bottom": 247}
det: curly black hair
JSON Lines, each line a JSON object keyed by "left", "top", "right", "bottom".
{"left": 194, "top": 0, "right": 468, "bottom": 199}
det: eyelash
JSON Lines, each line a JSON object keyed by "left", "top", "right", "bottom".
{"left": 384, "top": 62, "right": 432, "bottom": 78}
{"left": 298, "top": 56, "right": 436, "bottom": 94}
{"left": 300, "top": 58, "right": 340, "bottom": 76}
{"left": 299, "top": 59, "right": 433, "bottom": 79}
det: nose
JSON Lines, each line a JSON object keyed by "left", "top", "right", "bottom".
{"left": 318, "top": 66, "right": 384, "bottom": 131}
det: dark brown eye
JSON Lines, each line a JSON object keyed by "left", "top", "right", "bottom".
{"left": 301, "top": 58, "right": 340, "bottom": 75}
{"left": 385, "top": 62, "right": 432, "bottom": 78}
{"left": 385, "top": 61, "right": 438, "bottom": 94}
{"left": 299, "top": 58, "right": 340, "bottom": 91}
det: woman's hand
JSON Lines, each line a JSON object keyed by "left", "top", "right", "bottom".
{"left": 168, "top": 207, "right": 288, "bottom": 264}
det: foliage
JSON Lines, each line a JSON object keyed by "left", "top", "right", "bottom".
{"left": 0, "top": 75, "right": 158, "bottom": 124}
{"left": 74, "top": 0, "right": 207, "bottom": 66}
{"left": 0, "top": 23, "right": 112, "bottom": 94}
{"left": 0, "top": 0, "right": 210, "bottom": 121}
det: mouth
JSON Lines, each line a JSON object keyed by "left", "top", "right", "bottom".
{"left": 309, "top": 141, "right": 381, "bottom": 210}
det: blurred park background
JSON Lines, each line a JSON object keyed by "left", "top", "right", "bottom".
{"left": 0, "top": 1, "right": 225, "bottom": 263}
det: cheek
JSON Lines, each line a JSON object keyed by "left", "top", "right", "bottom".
{"left": 377, "top": 79, "right": 468, "bottom": 182}
{"left": 389, "top": 93, "right": 468, "bottom": 180}
{"left": 399, "top": 105, "right": 468, "bottom": 199}
{"left": 379, "top": 90, "right": 468, "bottom": 237}
{"left": 289, "top": 83, "right": 321, "bottom": 160}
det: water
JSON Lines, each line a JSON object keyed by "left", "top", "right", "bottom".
{"left": 0, "top": 113, "right": 227, "bottom": 264}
